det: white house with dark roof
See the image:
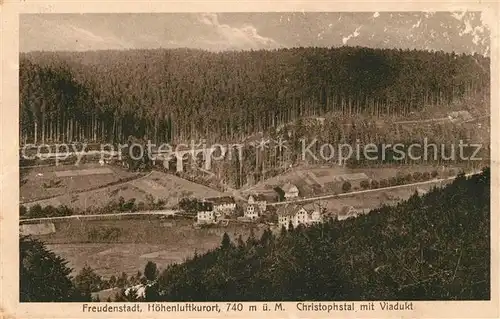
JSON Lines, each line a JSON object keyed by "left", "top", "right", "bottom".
{"left": 337, "top": 206, "right": 359, "bottom": 221}
{"left": 281, "top": 183, "right": 299, "bottom": 200}
{"left": 197, "top": 210, "right": 216, "bottom": 223}
{"left": 247, "top": 194, "right": 267, "bottom": 212}
{"left": 336, "top": 206, "right": 371, "bottom": 221}
{"left": 244, "top": 203, "right": 261, "bottom": 220}
{"left": 204, "top": 196, "right": 236, "bottom": 214}
{"left": 277, "top": 204, "right": 323, "bottom": 229}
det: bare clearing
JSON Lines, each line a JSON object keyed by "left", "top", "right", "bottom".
{"left": 143, "top": 171, "right": 224, "bottom": 206}
{"left": 314, "top": 179, "right": 449, "bottom": 213}
{"left": 21, "top": 169, "right": 224, "bottom": 210}
{"left": 36, "top": 217, "right": 262, "bottom": 277}
{"left": 20, "top": 164, "right": 139, "bottom": 203}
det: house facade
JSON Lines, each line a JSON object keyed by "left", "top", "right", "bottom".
{"left": 204, "top": 196, "right": 236, "bottom": 214}
{"left": 197, "top": 210, "right": 215, "bottom": 223}
{"left": 247, "top": 194, "right": 267, "bottom": 212}
{"left": 277, "top": 204, "right": 323, "bottom": 229}
{"left": 244, "top": 203, "right": 261, "bottom": 220}
{"left": 282, "top": 183, "right": 299, "bottom": 200}
{"left": 336, "top": 206, "right": 370, "bottom": 221}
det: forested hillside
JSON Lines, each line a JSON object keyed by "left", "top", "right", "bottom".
{"left": 148, "top": 168, "right": 490, "bottom": 301}
{"left": 20, "top": 47, "right": 489, "bottom": 145}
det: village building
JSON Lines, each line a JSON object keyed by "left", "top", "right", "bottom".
{"left": 416, "top": 187, "right": 428, "bottom": 196}
{"left": 197, "top": 210, "right": 215, "bottom": 224}
{"left": 247, "top": 194, "right": 267, "bottom": 212}
{"left": 337, "top": 206, "right": 359, "bottom": 221}
{"left": 277, "top": 204, "right": 323, "bottom": 229}
{"left": 332, "top": 173, "right": 371, "bottom": 190}
{"left": 204, "top": 196, "right": 236, "bottom": 214}
{"left": 243, "top": 203, "right": 262, "bottom": 220}
{"left": 281, "top": 183, "right": 299, "bottom": 200}
{"left": 336, "top": 206, "right": 371, "bottom": 221}
{"left": 448, "top": 110, "right": 473, "bottom": 123}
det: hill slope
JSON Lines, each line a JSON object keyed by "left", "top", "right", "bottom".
{"left": 152, "top": 168, "right": 490, "bottom": 301}
{"left": 20, "top": 47, "right": 489, "bottom": 144}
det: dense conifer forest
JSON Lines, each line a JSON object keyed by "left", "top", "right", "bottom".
{"left": 20, "top": 47, "right": 489, "bottom": 145}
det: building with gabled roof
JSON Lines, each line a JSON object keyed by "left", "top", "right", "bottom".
{"left": 197, "top": 210, "right": 216, "bottom": 224}
{"left": 277, "top": 203, "right": 323, "bottom": 229}
{"left": 337, "top": 206, "right": 371, "bottom": 221}
{"left": 281, "top": 183, "right": 299, "bottom": 200}
{"left": 243, "top": 203, "right": 262, "bottom": 220}
{"left": 247, "top": 193, "right": 267, "bottom": 212}
{"left": 204, "top": 196, "right": 236, "bottom": 214}
{"left": 337, "top": 206, "right": 359, "bottom": 221}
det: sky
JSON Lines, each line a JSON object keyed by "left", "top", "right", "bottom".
{"left": 20, "top": 12, "right": 491, "bottom": 55}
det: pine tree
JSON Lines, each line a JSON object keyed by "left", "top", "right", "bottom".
{"left": 220, "top": 232, "right": 232, "bottom": 250}
{"left": 144, "top": 261, "right": 158, "bottom": 282}
{"left": 20, "top": 236, "right": 88, "bottom": 302}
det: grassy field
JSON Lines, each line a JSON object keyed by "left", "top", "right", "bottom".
{"left": 21, "top": 169, "right": 225, "bottom": 211}
{"left": 20, "top": 164, "right": 139, "bottom": 203}
{"left": 243, "top": 163, "right": 469, "bottom": 198}
{"left": 34, "top": 216, "right": 264, "bottom": 277}
{"left": 134, "top": 171, "right": 224, "bottom": 206}
{"left": 312, "top": 178, "right": 453, "bottom": 213}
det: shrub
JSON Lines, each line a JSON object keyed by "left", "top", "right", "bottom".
{"left": 360, "top": 180, "right": 370, "bottom": 190}
{"left": 342, "top": 181, "right": 352, "bottom": 193}
{"left": 389, "top": 177, "right": 398, "bottom": 186}
{"left": 413, "top": 171, "right": 423, "bottom": 181}
{"left": 395, "top": 175, "right": 405, "bottom": 185}
{"left": 379, "top": 179, "right": 389, "bottom": 188}
{"left": 405, "top": 173, "right": 413, "bottom": 183}
{"left": 20, "top": 205, "right": 28, "bottom": 217}
{"left": 28, "top": 204, "right": 43, "bottom": 218}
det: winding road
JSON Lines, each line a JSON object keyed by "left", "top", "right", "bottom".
{"left": 19, "top": 171, "right": 479, "bottom": 223}
{"left": 268, "top": 172, "right": 477, "bottom": 206}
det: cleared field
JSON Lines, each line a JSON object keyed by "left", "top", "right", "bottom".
{"left": 20, "top": 164, "right": 139, "bottom": 203}
{"left": 244, "top": 163, "right": 467, "bottom": 198}
{"left": 128, "top": 178, "right": 169, "bottom": 200}
{"left": 26, "top": 183, "right": 150, "bottom": 211}
{"left": 144, "top": 171, "right": 224, "bottom": 206}
{"left": 22, "top": 169, "right": 224, "bottom": 211}
{"left": 35, "top": 217, "right": 263, "bottom": 277}
{"left": 316, "top": 179, "right": 449, "bottom": 213}
{"left": 45, "top": 243, "right": 190, "bottom": 277}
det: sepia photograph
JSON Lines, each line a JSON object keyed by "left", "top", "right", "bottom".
{"left": 2, "top": 4, "right": 496, "bottom": 316}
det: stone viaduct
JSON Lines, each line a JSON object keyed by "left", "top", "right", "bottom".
{"left": 153, "top": 145, "right": 237, "bottom": 172}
